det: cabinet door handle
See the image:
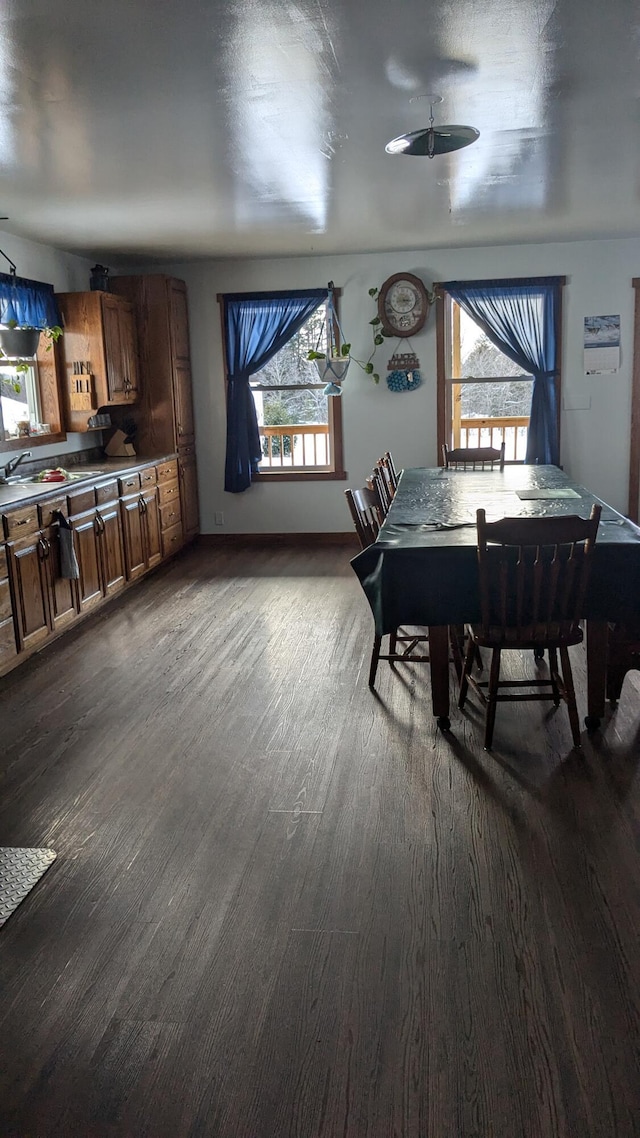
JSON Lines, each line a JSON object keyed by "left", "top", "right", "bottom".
{"left": 95, "top": 511, "right": 105, "bottom": 535}
{"left": 138, "top": 496, "right": 147, "bottom": 514}
{"left": 37, "top": 536, "right": 47, "bottom": 560}
{"left": 43, "top": 537, "right": 51, "bottom": 558}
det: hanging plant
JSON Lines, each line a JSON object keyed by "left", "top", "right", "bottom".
{"left": 0, "top": 319, "right": 63, "bottom": 363}
{"left": 306, "top": 283, "right": 385, "bottom": 394}
{"left": 0, "top": 320, "right": 63, "bottom": 373}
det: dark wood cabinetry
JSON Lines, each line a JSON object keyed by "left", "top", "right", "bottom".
{"left": 6, "top": 525, "right": 79, "bottom": 651}
{"left": 111, "top": 275, "right": 199, "bottom": 542}
{"left": 57, "top": 291, "right": 140, "bottom": 431}
{"left": 1, "top": 458, "right": 183, "bottom": 679}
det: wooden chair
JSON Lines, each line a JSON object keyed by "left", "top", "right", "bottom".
{"left": 458, "top": 505, "right": 602, "bottom": 749}
{"left": 442, "top": 442, "right": 505, "bottom": 471}
{"left": 345, "top": 487, "right": 430, "bottom": 686}
{"left": 366, "top": 466, "right": 393, "bottom": 519}
{"left": 382, "top": 452, "right": 399, "bottom": 492}
{"left": 345, "top": 486, "right": 383, "bottom": 548}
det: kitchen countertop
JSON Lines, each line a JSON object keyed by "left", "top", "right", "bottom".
{"left": 0, "top": 454, "right": 178, "bottom": 510}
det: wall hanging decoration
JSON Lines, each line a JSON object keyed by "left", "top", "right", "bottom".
{"left": 386, "top": 349, "right": 423, "bottom": 393}
{"left": 378, "top": 273, "right": 431, "bottom": 337}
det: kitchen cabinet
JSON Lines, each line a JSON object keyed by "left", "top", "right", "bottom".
{"left": 179, "top": 449, "right": 200, "bottom": 539}
{"left": 57, "top": 291, "right": 140, "bottom": 430}
{"left": 0, "top": 547, "right": 17, "bottom": 669}
{"left": 70, "top": 490, "right": 126, "bottom": 609}
{"left": 121, "top": 487, "right": 161, "bottom": 580}
{"left": 6, "top": 525, "right": 79, "bottom": 651}
{"left": 0, "top": 457, "right": 183, "bottom": 679}
{"left": 110, "top": 274, "right": 199, "bottom": 541}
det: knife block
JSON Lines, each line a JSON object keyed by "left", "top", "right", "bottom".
{"left": 105, "top": 428, "right": 136, "bottom": 457}
{"left": 69, "top": 373, "right": 97, "bottom": 411}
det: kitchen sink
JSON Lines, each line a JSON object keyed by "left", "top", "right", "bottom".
{"left": 10, "top": 471, "right": 103, "bottom": 485}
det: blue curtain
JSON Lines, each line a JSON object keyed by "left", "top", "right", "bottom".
{"left": 442, "top": 277, "right": 563, "bottom": 465}
{"left": 0, "top": 272, "right": 61, "bottom": 328}
{"left": 223, "top": 289, "right": 327, "bottom": 493}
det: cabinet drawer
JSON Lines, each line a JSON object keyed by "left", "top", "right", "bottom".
{"left": 68, "top": 488, "right": 96, "bottom": 517}
{"left": 3, "top": 504, "right": 40, "bottom": 538}
{"left": 119, "top": 472, "right": 141, "bottom": 495}
{"left": 156, "top": 460, "right": 178, "bottom": 483}
{"left": 38, "top": 495, "right": 69, "bottom": 528}
{"left": 158, "top": 479, "right": 180, "bottom": 506}
{"left": 0, "top": 544, "right": 7, "bottom": 578}
{"left": 95, "top": 479, "right": 120, "bottom": 505}
{"left": 139, "top": 466, "right": 157, "bottom": 487}
{"left": 162, "top": 522, "right": 184, "bottom": 558}
{"left": 160, "top": 501, "right": 182, "bottom": 531}
{"left": 0, "top": 578, "right": 12, "bottom": 623}
{"left": 0, "top": 617, "right": 17, "bottom": 664}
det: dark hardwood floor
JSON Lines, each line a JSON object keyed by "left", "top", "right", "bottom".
{"left": 1, "top": 540, "right": 639, "bottom": 1138}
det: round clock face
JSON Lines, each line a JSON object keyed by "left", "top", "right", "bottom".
{"left": 378, "top": 273, "right": 429, "bottom": 337}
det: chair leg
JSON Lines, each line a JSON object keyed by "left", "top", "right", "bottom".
{"left": 369, "top": 636, "right": 382, "bottom": 689}
{"left": 389, "top": 630, "right": 397, "bottom": 657}
{"left": 548, "top": 646, "right": 561, "bottom": 706}
{"left": 484, "top": 648, "right": 501, "bottom": 750}
{"left": 458, "top": 634, "right": 476, "bottom": 709}
{"left": 559, "top": 645, "right": 581, "bottom": 748}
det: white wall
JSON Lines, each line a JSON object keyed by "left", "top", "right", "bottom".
{"left": 0, "top": 230, "right": 95, "bottom": 467}
{"left": 163, "top": 237, "right": 640, "bottom": 532}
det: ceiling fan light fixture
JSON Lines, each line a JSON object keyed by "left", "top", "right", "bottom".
{"left": 385, "top": 95, "right": 479, "bottom": 158}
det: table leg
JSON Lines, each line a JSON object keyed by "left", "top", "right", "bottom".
{"left": 585, "top": 619, "right": 608, "bottom": 730}
{"left": 429, "top": 625, "right": 451, "bottom": 730}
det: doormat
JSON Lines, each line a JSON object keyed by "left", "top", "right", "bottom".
{"left": 0, "top": 848, "right": 57, "bottom": 928}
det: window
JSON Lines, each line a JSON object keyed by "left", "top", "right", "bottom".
{"left": 0, "top": 362, "right": 44, "bottom": 442}
{"left": 436, "top": 277, "right": 564, "bottom": 466}
{"left": 250, "top": 300, "right": 345, "bottom": 480}
{"left": 445, "top": 300, "right": 532, "bottom": 461}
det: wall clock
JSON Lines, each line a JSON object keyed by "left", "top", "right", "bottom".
{"left": 378, "top": 272, "right": 430, "bottom": 337}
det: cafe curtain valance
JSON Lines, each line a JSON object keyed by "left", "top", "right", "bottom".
{"left": 222, "top": 289, "right": 328, "bottom": 493}
{"left": 0, "top": 272, "right": 62, "bottom": 329}
{"left": 441, "top": 276, "right": 563, "bottom": 466}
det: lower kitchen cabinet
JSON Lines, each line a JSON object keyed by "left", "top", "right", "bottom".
{"left": 71, "top": 502, "right": 127, "bottom": 608}
{"left": 178, "top": 450, "right": 199, "bottom": 540}
{"left": 1, "top": 454, "right": 191, "bottom": 678}
{"left": 121, "top": 487, "right": 162, "bottom": 580}
{"left": 6, "top": 526, "right": 79, "bottom": 652}
{"left": 0, "top": 548, "right": 17, "bottom": 669}
{"left": 98, "top": 502, "right": 126, "bottom": 597}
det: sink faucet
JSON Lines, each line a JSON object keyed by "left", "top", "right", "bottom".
{"left": 3, "top": 450, "right": 32, "bottom": 480}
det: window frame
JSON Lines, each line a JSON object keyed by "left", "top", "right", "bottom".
{"left": 435, "top": 278, "right": 565, "bottom": 467}
{"left": 218, "top": 288, "right": 347, "bottom": 483}
{"left": 0, "top": 333, "right": 66, "bottom": 452}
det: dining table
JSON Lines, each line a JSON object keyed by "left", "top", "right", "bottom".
{"left": 351, "top": 464, "right": 640, "bottom": 730}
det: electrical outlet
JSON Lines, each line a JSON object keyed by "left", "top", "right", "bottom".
{"left": 214, "top": 511, "right": 224, "bottom": 526}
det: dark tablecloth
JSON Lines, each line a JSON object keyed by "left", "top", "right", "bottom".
{"left": 352, "top": 466, "right": 640, "bottom": 634}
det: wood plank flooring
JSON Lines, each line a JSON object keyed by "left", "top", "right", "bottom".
{"left": 0, "top": 539, "right": 639, "bottom": 1138}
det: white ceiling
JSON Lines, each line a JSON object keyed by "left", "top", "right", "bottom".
{"left": 0, "top": 0, "right": 638, "bottom": 262}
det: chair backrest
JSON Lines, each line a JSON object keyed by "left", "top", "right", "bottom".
{"left": 443, "top": 442, "right": 505, "bottom": 471}
{"left": 382, "top": 452, "right": 399, "bottom": 491}
{"left": 476, "top": 504, "right": 601, "bottom": 642}
{"left": 367, "top": 465, "right": 392, "bottom": 518}
{"left": 345, "top": 487, "right": 382, "bottom": 549}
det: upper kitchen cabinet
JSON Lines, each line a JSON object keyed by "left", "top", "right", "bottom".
{"left": 57, "top": 292, "right": 140, "bottom": 428}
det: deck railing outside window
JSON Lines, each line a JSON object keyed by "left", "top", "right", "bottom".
{"left": 258, "top": 423, "right": 331, "bottom": 469}
{"left": 457, "top": 416, "right": 529, "bottom": 462}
